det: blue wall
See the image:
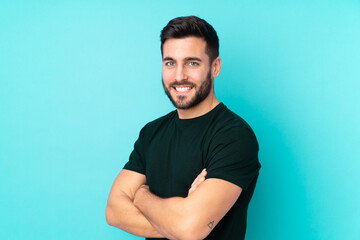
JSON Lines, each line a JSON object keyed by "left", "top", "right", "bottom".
{"left": 1, "top": 1, "right": 359, "bottom": 239}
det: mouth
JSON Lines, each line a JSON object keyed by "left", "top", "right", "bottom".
{"left": 174, "top": 86, "right": 192, "bottom": 93}
{"left": 172, "top": 85, "right": 194, "bottom": 94}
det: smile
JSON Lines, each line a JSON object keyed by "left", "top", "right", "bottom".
{"left": 175, "top": 86, "right": 192, "bottom": 92}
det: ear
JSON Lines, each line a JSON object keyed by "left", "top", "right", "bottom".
{"left": 211, "top": 57, "right": 221, "bottom": 78}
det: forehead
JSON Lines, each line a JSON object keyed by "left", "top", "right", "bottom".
{"left": 162, "top": 37, "right": 208, "bottom": 60}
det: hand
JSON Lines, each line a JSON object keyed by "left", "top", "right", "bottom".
{"left": 188, "top": 169, "right": 207, "bottom": 196}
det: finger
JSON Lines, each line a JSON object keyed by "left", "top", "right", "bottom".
{"left": 192, "top": 174, "right": 206, "bottom": 190}
{"left": 188, "top": 170, "right": 207, "bottom": 195}
{"left": 188, "top": 176, "right": 205, "bottom": 195}
{"left": 191, "top": 176, "right": 200, "bottom": 187}
{"left": 196, "top": 169, "right": 207, "bottom": 183}
{"left": 196, "top": 176, "right": 206, "bottom": 186}
{"left": 191, "top": 169, "right": 207, "bottom": 187}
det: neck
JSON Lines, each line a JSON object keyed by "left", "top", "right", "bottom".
{"left": 177, "top": 92, "right": 220, "bottom": 119}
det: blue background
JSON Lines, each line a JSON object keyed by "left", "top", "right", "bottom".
{"left": 1, "top": 1, "right": 359, "bottom": 239}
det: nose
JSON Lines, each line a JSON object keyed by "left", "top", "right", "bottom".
{"left": 174, "top": 65, "right": 187, "bottom": 82}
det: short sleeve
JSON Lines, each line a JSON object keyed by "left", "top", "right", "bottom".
{"left": 205, "top": 126, "right": 261, "bottom": 191}
{"left": 123, "top": 126, "right": 147, "bottom": 175}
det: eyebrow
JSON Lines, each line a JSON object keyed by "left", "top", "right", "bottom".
{"left": 163, "top": 57, "right": 174, "bottom": 61}
{"left": 185, "top": 57, "right": 202, "bottom": 62}
{"left": 162, "top": 57, "right": 202, "bottom": 62}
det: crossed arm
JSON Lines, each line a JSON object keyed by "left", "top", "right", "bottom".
{"left": 106, "top": 169, "right": 242, "bottom": 240}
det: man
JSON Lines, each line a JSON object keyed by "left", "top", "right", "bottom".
{"left": 106, "top": 16, "right": 261, "bottom": 240}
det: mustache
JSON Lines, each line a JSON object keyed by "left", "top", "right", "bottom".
{"left": 169, "top": 80, "right": 195, "bottom": 88}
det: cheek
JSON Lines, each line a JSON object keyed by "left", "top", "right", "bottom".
{"left": 191, "top": 72, "right": 206, "bottom": 83}
{"left": 190, "top": 66, "right": 209, "bottom": 79}
{"left": 162, "top": 69, "right": 173, "bottom": 82}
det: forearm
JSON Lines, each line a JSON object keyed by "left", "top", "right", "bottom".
{"left": 106, "top": 193, "right": 164, "bottom": 238}
{"left": 134, "top": 187, "right": 206, "bottom": 240}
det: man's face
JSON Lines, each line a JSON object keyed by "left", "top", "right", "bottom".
{"left": 162, "top": 37, "right": 213, "bottom": 110}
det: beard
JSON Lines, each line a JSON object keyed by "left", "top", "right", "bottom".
{"left": 162, "top": 70, "right": 212, "bottom": 110}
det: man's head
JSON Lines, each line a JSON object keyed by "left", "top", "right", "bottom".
{"left": 160, "top": 16, "right": 219, "bottom": 64}
{"left": 161, "top": 16, "right": 221, "bottom": 111}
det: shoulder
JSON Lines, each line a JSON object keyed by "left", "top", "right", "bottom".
{"left": 211, "top": 104, "right": 258, "bottom": 146}
{"left": 205, "top": 105, "right": 261, "bottom": 190}
{"left": 139, "top": 110, "right": 177, "bottom": 138}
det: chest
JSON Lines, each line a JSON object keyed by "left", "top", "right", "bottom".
{"left": 145, "top": 126, "right": 210, "bottom": 198}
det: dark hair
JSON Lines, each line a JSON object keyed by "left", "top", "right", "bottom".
{"left": 160, "top": 16, "right": 219, "bottom": 63}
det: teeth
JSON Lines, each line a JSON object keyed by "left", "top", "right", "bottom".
{"left": 175, "top": 87, "right": 191, "bottom": 92}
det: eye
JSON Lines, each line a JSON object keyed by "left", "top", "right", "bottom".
{"left": 165, "top": 61, "right": 175, "bottom": 67}
{"left": 188, "top": 61, "right": 199, "bottom": 66}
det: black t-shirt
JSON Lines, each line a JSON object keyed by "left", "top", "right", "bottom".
{"left": 124, "top": 103, "right": 261, "bottom": 240}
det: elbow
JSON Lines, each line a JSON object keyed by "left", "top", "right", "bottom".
{"left": 174, "top": 216, "right": 210, "bottom": 240}
{"left": 177, "top": 232, "right": 203, "bottom": 240}
{"left": 177, "top": 230, "right": 207, "bottom": 240}
{"left": 181, "top": 229, "right": 209, "bottom": 240}
{"left": 105, "top": 202, "right": 129, "bottom": 229}
{"left": 105, "top": 205, "right": 116, "bottom": 226}
{"left": 167, "top": 202, "right": 211, "bottom": 240}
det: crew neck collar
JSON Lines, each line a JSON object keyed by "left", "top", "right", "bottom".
{"left": 175, "top": 102, "right": 224, "bottom": 127}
